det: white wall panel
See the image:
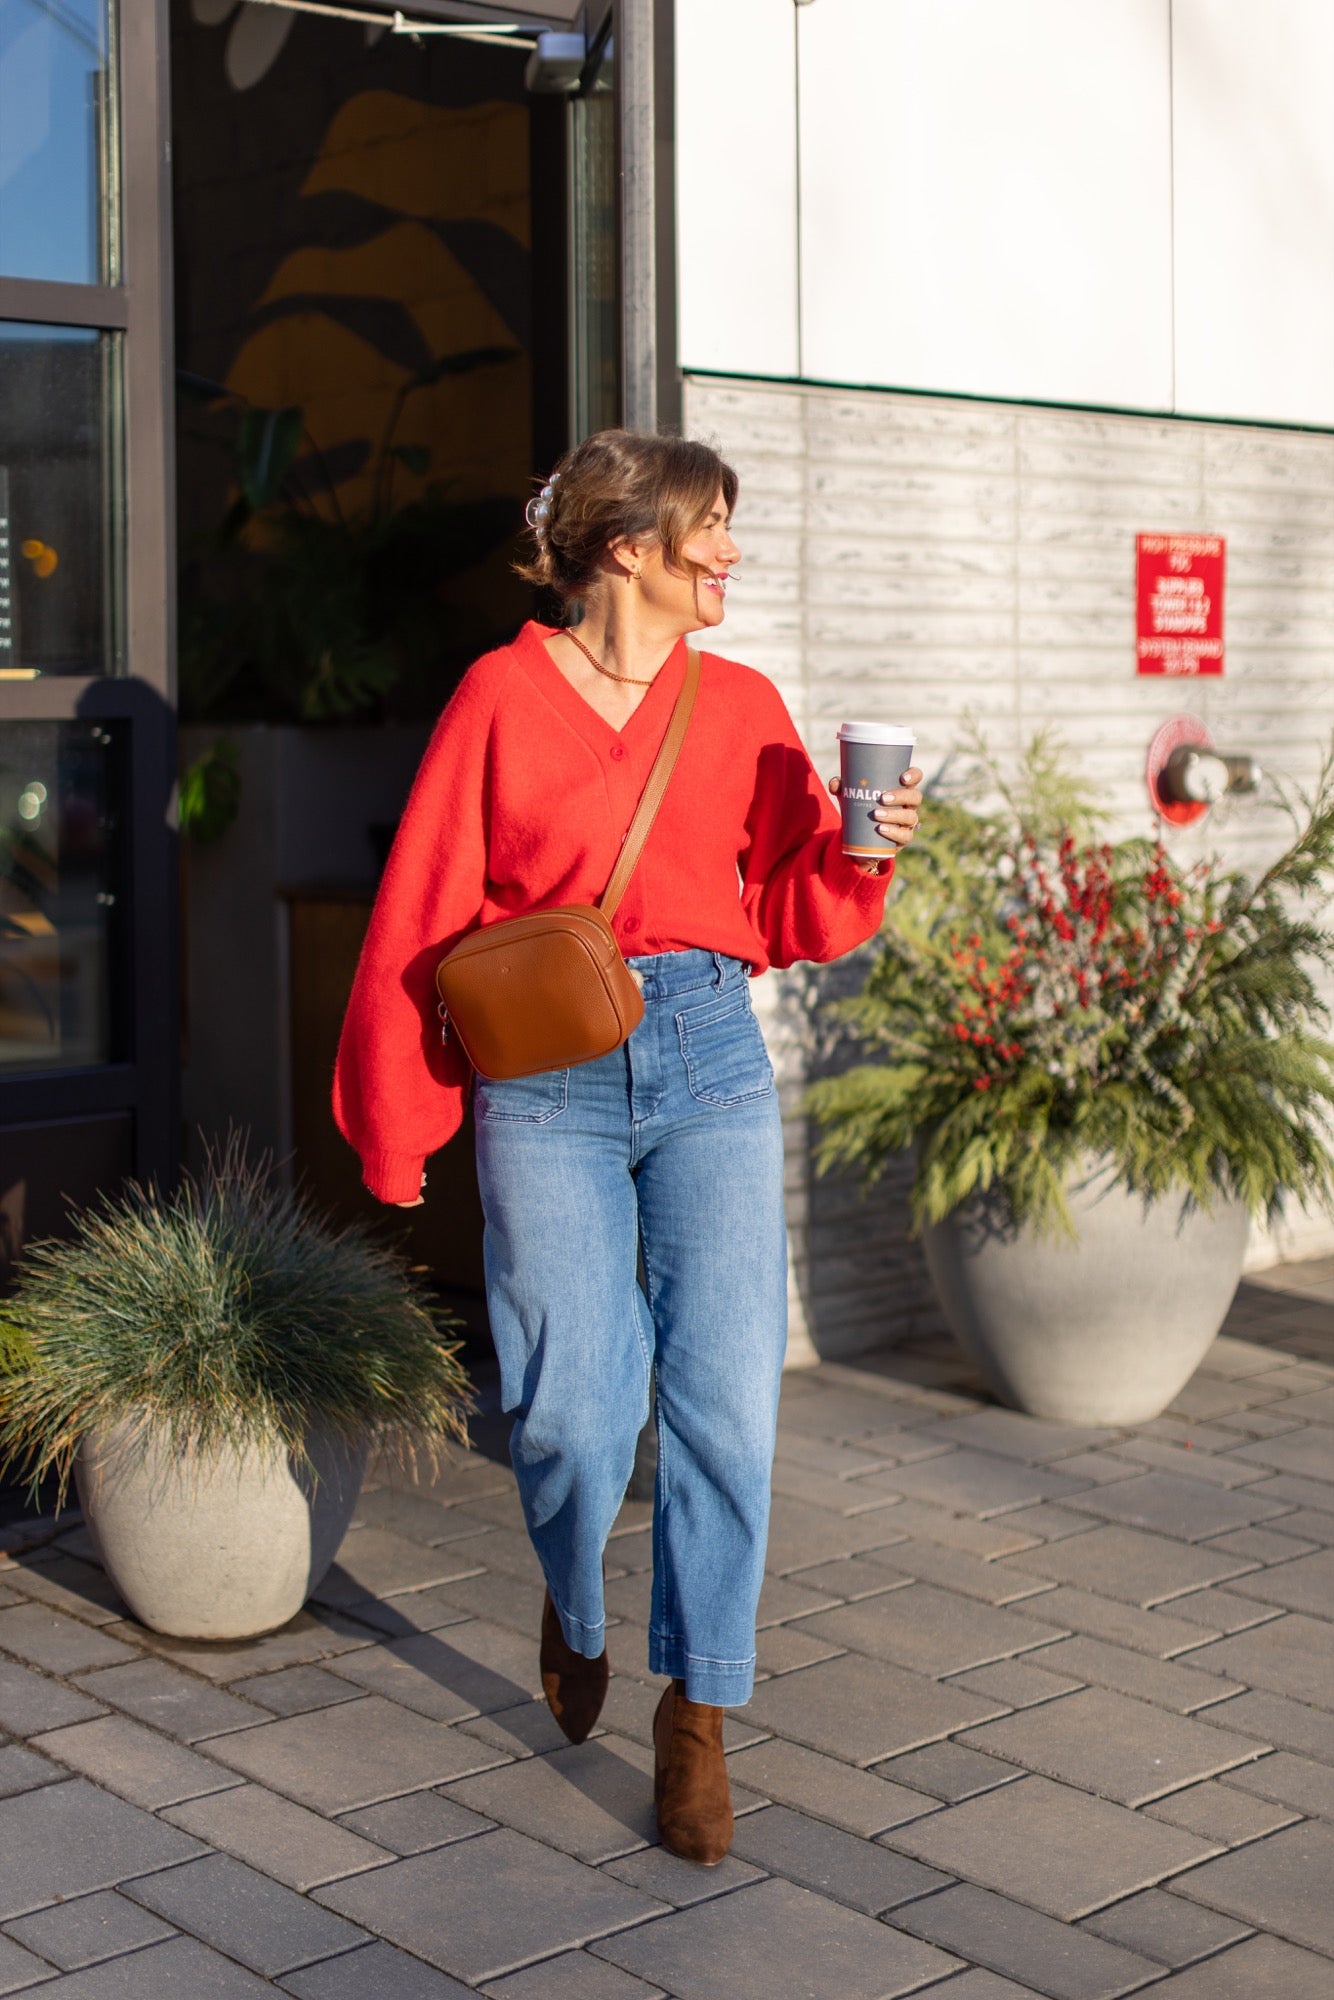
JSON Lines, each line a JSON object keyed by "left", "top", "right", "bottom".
{"left": 674, "top": 0, "right": 799, "bottom": 378}
{"left": 1174, "top": 0, "right": 1334, "bottom": 427}
{"left": 797, "top": 0, "right": 1173, "bottom": 411}
{"left": 686, "top": 371, "right": 1334, "bottom": 1354}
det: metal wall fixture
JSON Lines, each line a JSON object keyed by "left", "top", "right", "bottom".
{"left": 1146, "top": 716, "right": 1262, "bottom": 828}
{"left": 525, "top": 25, "right": 613, "bottom": 91}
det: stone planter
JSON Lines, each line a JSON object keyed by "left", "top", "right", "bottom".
{"left": 76, "top": 1419, "right": 367, "bottom": 1640}
{"left": 921, "top": 1164, "right": 1250, "bottom": 1424}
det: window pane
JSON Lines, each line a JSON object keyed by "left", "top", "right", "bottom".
{"left": 0, "top": 0, "right": 117, "bottom": 285}
{"left": 0, "top": 720, "right": 123, "bottom": 1074}
{"left": 0, "top": 322, "right": 121, "bottom": 679}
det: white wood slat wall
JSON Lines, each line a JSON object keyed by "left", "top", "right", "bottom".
{"left": 683, "top": 374, "right": 1334, "bottom": 1364}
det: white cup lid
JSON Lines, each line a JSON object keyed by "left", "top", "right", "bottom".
{"left": 837, "top": 719, "right": 916, "bottom": 745}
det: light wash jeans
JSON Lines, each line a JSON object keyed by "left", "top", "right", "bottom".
{"left": 473, "top": 949, "right": 787, "bottom": 1706}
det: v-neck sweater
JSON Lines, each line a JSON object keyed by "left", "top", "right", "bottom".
{"left": 334, "top": 621, "right": 893, "bottom": 1202}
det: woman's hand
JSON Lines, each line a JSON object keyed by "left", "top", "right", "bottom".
{"left": 828, "top": 766, "right": 924, "bottom": 876}
{"left": 390, "top": 1174, "right": 427, "bottom": 1209}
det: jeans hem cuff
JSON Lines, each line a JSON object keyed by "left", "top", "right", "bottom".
{"left": 649, "top": 1633, "right": 756, "bottom": 1707}
{"left": 549, "top": 1596, "right": 606, "bottom": 1659}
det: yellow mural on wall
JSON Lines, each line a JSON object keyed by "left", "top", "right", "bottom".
{"left": 302, "top": 91, "right": 530, "bottom": 245}
{"left": 222, "top": 92, "right": 531, "bottom": 525}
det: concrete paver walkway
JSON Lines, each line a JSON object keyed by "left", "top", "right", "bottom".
{"left": 1, "top": 1264, "right": 1332, "bottom": 1998}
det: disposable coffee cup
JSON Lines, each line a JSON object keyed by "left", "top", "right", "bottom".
{"left": 837, "top": 720, "right": 917, "bottom": 860}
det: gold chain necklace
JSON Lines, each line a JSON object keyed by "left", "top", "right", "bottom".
{"left": 565, "top": 626, "right": 661, "bottom": 688}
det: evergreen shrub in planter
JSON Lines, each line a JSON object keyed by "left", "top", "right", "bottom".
{"left": 0, "top": 1142, "right": 471, "bottom": 1637}
{"left": 808, "top": 737, "right": 1334, "bottom": 1420}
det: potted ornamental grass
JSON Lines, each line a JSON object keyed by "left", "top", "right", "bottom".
{"left": 807, "top": 734, "right": 1334, "bottom": 1423}
{"left": 0, "top": 1139, "right": 471, "bottom": 1639}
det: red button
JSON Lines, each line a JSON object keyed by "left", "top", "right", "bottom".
{"left": 623, "top": 915, "right": 639, "bottom": 933}
{"left": 610, "top": 743, "right": 626, "bottom": 762}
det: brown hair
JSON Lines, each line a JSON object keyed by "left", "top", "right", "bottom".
{"left": 517, "top": 428, "right": 738, "bottom": 607}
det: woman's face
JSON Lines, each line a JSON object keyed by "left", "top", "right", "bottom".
{"left": 634, "top": 488, "right": 741, "bottom": 632}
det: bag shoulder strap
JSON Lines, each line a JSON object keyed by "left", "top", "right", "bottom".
{"left": 600, "top": 646, "right": 700, "bottom": 921}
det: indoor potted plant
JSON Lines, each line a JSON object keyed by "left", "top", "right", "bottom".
{"left": 176, "top": 350, "right": 521, "bottom": 843}
{"left": 0, "top": 1140, "right": 471, "bottom": 1639}
{"left": 807, "top": 736, "right": 1334, "bottom": 1422}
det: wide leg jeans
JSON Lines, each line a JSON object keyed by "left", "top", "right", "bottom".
{"left": 473, "top": 949, "right": 787, "bottom": 1706}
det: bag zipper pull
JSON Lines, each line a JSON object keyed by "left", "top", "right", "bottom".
{"left": 437, "top": 1001, "right": 450, "bottom": 1047}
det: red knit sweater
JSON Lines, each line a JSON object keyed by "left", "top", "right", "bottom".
{"left": 334, "top": 621, "right": 892, "bottom": 1202}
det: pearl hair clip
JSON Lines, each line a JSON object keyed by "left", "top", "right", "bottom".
{"left": 525, "top": 471, "right": 560, "bottom": 542}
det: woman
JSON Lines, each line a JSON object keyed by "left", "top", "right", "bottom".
{"left": 334, "top": 429, "right": 922, "bottom": 1864}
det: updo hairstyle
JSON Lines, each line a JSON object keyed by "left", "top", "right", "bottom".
{"left": 518, "top": 429, "right": 738, "bottom": 610}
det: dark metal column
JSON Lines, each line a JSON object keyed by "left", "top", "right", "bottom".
{"left": 616, "top": 0, "right": 657, "bottom": 432}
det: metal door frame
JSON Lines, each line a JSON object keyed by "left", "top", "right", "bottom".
{"left": 0, "top": 0, "right": 178, "bottom": 1186}
{"left": 614, "top": 0, "right": 677, "bottom": 435}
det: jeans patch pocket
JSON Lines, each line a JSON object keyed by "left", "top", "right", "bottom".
{"left": 676, "top": 988, "right": 774, "bottom": 1106}
{"left": 473, "top": 1067, "right": 569, "bottom": 1123}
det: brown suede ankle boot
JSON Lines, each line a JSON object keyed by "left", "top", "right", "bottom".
{"left": 540, "top": 1591, "right": 608, "bottom": 1745}
{"left": 653, "top": 1678, "right": 734, "bottom": 1865}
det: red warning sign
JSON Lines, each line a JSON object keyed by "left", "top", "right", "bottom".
{"left": 1136, "top": 533, "right": 1225, "bottom": 676}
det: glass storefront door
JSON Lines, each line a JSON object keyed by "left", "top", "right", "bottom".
{"left": 1, "top": 0, "right": 640, "bottom": 1277}
{"left": 0, "top": 0, "right": 175, "bottom": 1273}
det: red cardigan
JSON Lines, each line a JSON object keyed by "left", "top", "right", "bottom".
{"left": 334, "top": 621, "right": 892, "bottom": 1201}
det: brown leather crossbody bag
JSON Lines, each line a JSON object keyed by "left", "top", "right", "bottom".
{"left": 435, "top": 647, "right": 700, "bottom": 1081}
